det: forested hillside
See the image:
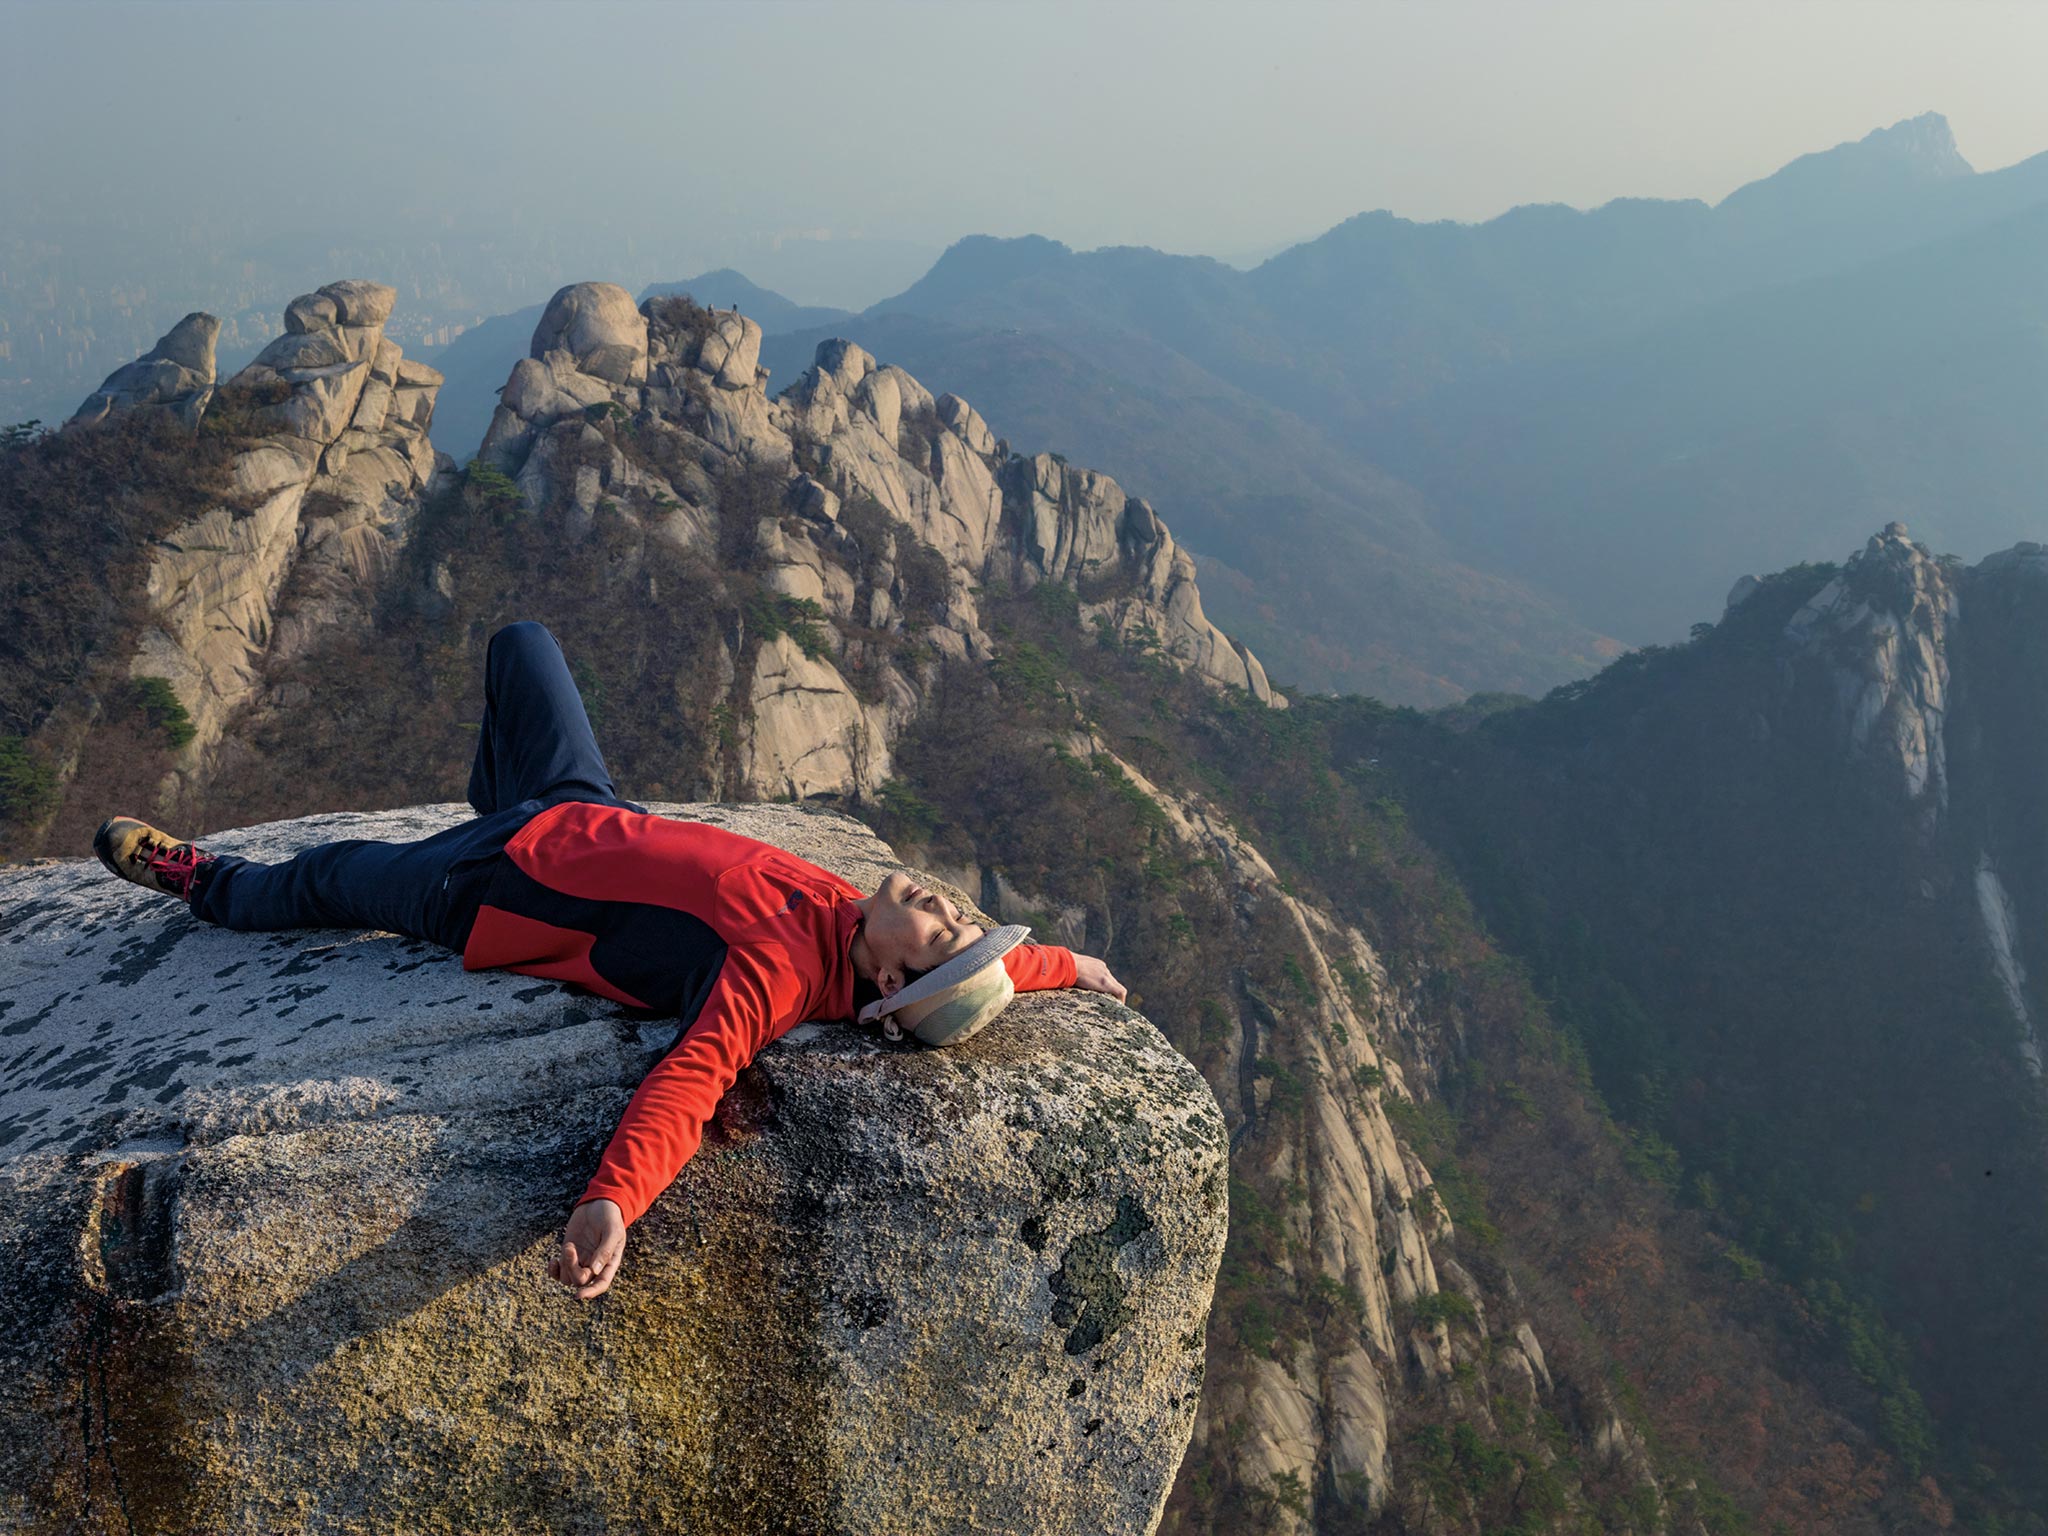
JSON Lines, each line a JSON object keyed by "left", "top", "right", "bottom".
{"left": 1364, "top": 529, "right": 2048, "bottom": 1528}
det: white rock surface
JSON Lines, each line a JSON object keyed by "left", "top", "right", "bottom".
{"left": 529, "top": 281, "right": 649, "bottom": 386}
{"left": 1784, "top": 520, "right": 1955, "bottom": 813}
{"left": 0, "top": 803, "right": 1226, "bottom": 1536}
{"left": 70, "top": 312, "right": 221, "bottom": 426}
{"left": 88, "top": 281, "right": 445, "bottom": 798}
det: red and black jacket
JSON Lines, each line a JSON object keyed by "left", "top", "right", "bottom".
{"left": 458, "top": 801, "right": 1075, "bottom": 1226}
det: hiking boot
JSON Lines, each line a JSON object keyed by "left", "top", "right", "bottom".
{"left": 94, "top": 816, "right": 215, "bottom": 903}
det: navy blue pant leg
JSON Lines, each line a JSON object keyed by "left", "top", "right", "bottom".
{"left": 192, "top": 622, "right": 633, "bottom": 945}
{"left": 190, "top": 811, "right": 533, "bottom": 947}
{"left": 468, "top": 621, "right": 623, "bottom": 814}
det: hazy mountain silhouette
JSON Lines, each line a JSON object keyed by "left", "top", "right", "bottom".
{"left": 428, "top": 112, "right": 2048, "bottom": 692}
{"left": 838, "top": 112, "right": 2048, "bottom": 653}
{"left": 1367, "top": 198, "right": 2048, "bottom": 638}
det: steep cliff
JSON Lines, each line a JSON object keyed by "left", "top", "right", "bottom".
{"left": 467, "top": 283, "right": 1278, "bottom": 804}
{"left": 0, "top": 281, "right": 446, "bottom": 854}
{"left": 1382, "top": 522, "right": 2048, "bottom": 1524}
{"left": 131, "top": 280, "right": 446, "bottom": 780}
{"left": 0, "top": 804, "right": 1226, "bottom": 1536}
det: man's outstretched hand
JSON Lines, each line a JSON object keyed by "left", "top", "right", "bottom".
{"left": 551, "top": 1198, "right": 626, "bottom": 1300}
{"left": 1072, "top": 953, "right": 1127, "bottom": 1002}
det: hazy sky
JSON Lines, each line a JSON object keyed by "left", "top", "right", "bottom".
{"left": 10, "top": 0, "right": 2048, "bottom": 297}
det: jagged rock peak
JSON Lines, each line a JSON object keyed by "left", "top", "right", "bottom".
{"left": 1785, "top": 522, "right": 1957, "bottom": 810}
{"left": 103, "top": 280, "right": 447, "bottom": 797}
{"left": 285, "top": 278, "right": 397, "bottom": 332}
{"left": 531, "top": 281, "right": 649, "bottom": 385}
{"left": 231, "top": 278, "right": 441, "bottom": 454}
{"left": 1862, "top": 111, "right": 1973, "bottom": 177}
{"left": 70, "top": 311, "right": 221, "bottom": 426}
{"left": 480, "top": 287, "right": 1283, "bottom": 747}
{"left": 0, "top": 803, "right": 1227, "bottom": 1535}
{"left": 1721, "top": 111, "right": 1973, "bottom": 215}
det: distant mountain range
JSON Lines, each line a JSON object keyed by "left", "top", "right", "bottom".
{"left": 422, "top": 112, "right": 2048, "bottom": 701}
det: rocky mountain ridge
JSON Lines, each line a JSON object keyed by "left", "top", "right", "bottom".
{"left": 51, "top": 280, "right": 447, "bottom": 807}
{"left": 467, "top": 281, "right": 1280, "bottom": 803}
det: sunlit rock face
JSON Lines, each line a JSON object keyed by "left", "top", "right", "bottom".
{"left": 67, "top": 280, "right": 449, "bottom": 802}
{"left": 474, "top": 287, "right": 1283, "bottom": 802}
{"left": 71, "top": 312, "right": 222, "bottom": 427}
{"left": 0, "top": 803, "right": 1226, "bottom": 1536}
{"left": 1783, "top": 520, "right": 1958, "bottom": 817}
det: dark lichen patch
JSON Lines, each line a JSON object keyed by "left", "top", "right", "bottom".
{"left": 1025, "top": 1114, "right": 1125, "bottom": 1204}
{"left": 1048, "top": 1194, "right": 1154, "bottom": 1356}
{"left": 0, "top": 896, "right": 63, "bottom": 937}
{"left": 1020, "top": 1214, "right": 1048, "bottom": 1252}
{"left": 839, "top": 1291, "right": 892, "bottom": 1330}
{"left": 97, "top": 1050, "right": 211, "bottom": 1105}
{"left": 2, "top": 994, "right": 66, "bottom": 1039}
{"left": 99, "top": 924, "right": 191, "bottom": 988}
{"left": 34, "top": 1043, "right": 117, "bottom": 1091}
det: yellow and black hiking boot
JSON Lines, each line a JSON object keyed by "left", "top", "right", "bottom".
{"left": 93, "top": 817, "right": 216, "bottom": 903}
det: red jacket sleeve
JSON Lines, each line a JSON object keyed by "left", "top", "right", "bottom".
{"left": 1005, "top": 943, "right": 1076, "bottom": 991}
{"left": 577, "top": 942, "right": 800, "bottom": 1227}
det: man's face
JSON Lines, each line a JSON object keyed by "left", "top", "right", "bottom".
{"left": 863, "top": 872, "right": 985, "bottom": 996}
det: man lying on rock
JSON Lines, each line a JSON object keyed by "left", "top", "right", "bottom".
{"left": 93, "top": 621, "right": 1125, "bottom": 1300}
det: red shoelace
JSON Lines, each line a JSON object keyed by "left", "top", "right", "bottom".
{"left": 147, "top": 842, "right": 212, "bottom": 903}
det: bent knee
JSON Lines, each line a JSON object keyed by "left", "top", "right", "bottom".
{"left": 490, "top": 620, "right": 556, "bottom": 649}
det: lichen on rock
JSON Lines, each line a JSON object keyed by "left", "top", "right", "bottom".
{"left": 0, "top": 802, "right": 1226, "bottom": 1535}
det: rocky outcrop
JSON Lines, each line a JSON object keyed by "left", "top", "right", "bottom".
{"left": 472, "top": 288, "right": 1281, "bottom": 803}
{"left": 1021, "top": 737, "right": 1572, "bottom": 1530}
{"left": 0, "top": 803, "right": 1226, "bottom": 1536}
{"left": 1783, "top": 520, "right": 1956, "bottom": 814}
{"left": 1001, "top": 454, "right": 1276, "bottom": 702}
{"left": 70, "top": 312, "right": 221, "bottom": 426}
{"left": 85, "top": 281, "right": 447, "bottom": 796}
{"left": 526, "top": 280, "right": 649, "bottom": 385}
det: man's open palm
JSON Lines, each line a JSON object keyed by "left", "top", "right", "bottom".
{"left": 551, "top": 1198, "right": 626, "bottom": 1299}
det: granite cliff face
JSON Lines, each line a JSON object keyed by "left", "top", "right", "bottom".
{"left": 1734, "top": 521, "right": 2047, "bottom": 1077}
{"left": 0, "top": 804, "right": 1227, "bottom": 1536}
{"left": 1020, "top": 739, "right": 1594, "bottom": 1531}
{"left": 472, "top": 283, "right": 1277, "bottom": 802}
{"left": 56, "top": 281, "right": 446, "bottom": 809}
